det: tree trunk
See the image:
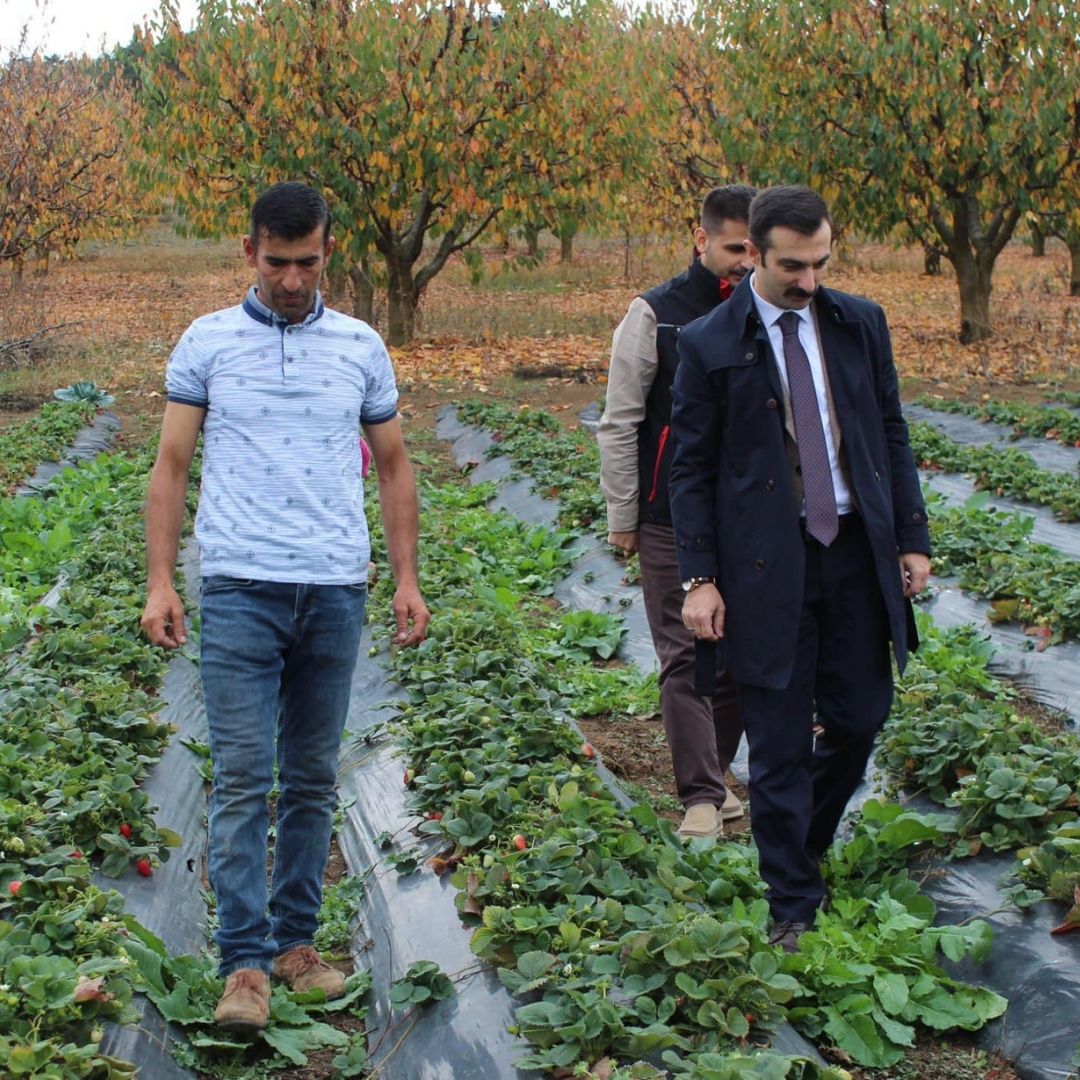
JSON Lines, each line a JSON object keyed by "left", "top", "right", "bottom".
{"left": 384, "top": 253, "right": 418, "bottom": 346}
{"left": 935, "top": 192, "right": 1022, "bottom": 344}
{"left": 348, "top": 262, "right": 375, "bottom": 324}
{"left": 952, "top": 247, "right": 994, "bottom": 343}
{"left": 325, "top": 263, "right": 348, "bottom": 308}
{"left": 375, "top": 194, "right": 496, "bottom": 343}
{"left": 523, "top": 222, "right": 541, "bottom": 258}
{"left": 1070, "top": 240, "right": 1080, "bottom": 298}
{"left": 556, "top": 213, "right": 578, "bottom": 264}
{"left": 1031, "top": 225, "right": 1046, "bottom": 257}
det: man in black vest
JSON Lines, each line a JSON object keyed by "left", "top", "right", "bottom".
{"left": 598, "top": 185, "right": 756, "bottom": 841}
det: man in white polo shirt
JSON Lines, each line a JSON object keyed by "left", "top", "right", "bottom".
{"left": 140, "top": 182, "right": 429, "bottom": 1033}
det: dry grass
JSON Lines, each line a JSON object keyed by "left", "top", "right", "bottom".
{"left": 0, "top": 223, "right": 249, "bottom": 429}
{"left": 833, "top": 238, "right": 1080, "bottom": 391}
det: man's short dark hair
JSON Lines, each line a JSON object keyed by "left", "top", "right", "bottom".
{"left": 749, "top": 185, "right": 832, "bottom": 254}
{"left": 250, "top": 182, "right": 331, "bottom": 245}
{"left": 700, "top": 184, "right": 756, "bottom": 234}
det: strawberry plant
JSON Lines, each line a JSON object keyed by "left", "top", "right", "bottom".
{"left": 0, "top": 400, "right": 96, "bottom": 493}
{"left": 882, "top": 616, "right": 1080, "bottom": 861}
{"left": 362, "top": 475, "right": 1012, "bottom": 1073}
{"left": 0, "top": 439, "right": 198, "bottom": 1075}
{"left": 389, "top": 960, "right": 454, "bottom": 1009}
{"left": 0, "top": 851, "right": 140, "bottom": 1078}
{"left": 458, "top": 400, "right": 607, "bottom": 535}
{"left": 1015, "top": 823, "right": 1080, "bottom": 904}
{"left": 314, "top": 873, "right": 369, "bottom": 954}
{"left": 916, "top": 395, "right": 1080, "bottom": 449}
{"left": 910, "top": 421, "right": 1080, "bottom": 521}
{"left": 118, "top": 919, "right": 371, "bottom": 1072}
{"left": 782, "top": 894, "right": 1004, "bottom": 1068}
{"left": 928, "top": 496, "right": 1080, "bottom": 643}
{"left": 551, "top": 608, "right": 627, "bottom": 660}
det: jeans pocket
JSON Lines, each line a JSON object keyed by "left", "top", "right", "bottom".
{"left": 202, "top": 575, "right": 258, "bottom": 595}
{"left": 342, "top": 582, "right": 367, "bottom": 597}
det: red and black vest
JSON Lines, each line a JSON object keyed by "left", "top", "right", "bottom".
{"left": 638, "top": 258, "right": 731, "bottom": 526}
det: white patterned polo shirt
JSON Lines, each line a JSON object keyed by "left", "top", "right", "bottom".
{"left": 165, "top": 287, "right": 398, "bottom": 584}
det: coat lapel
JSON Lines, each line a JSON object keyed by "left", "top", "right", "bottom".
{"left": 814, "top": 289, "right": 864, "bottom": 445}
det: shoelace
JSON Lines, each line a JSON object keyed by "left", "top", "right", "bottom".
{"left": 227, "top": 969, "right": 267, "bottom": 994}
{"left": 282, "top": 946, "right": 329, "bottom": 973}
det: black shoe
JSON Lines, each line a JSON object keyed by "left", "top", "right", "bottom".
{"left": 768, "top": 920, "right": 811, "bottom": 954}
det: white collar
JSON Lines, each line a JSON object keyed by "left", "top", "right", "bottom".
{"left": 749, "top": 273, "right": 814, "bottom": 330}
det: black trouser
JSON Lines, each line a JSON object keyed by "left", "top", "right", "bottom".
{"left": 736, "top": 515, "right": 893, "bottom": 922}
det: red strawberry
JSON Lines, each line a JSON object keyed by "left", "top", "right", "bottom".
{"left": 581, "top": 742, "right": 596, "bottom": 759}
{"left": 72, "top": 850, "right": 83, "bottom": 859}
{"left": 7, "top": 880, "right": 20, "bottom": 896}
{"left": 135, "top": 859, "right": 153, "bottom": 878}
{"left": 119, "top": 823, "right": 133, "bottom": 839}
{"left": 512, "top": 834, "right": 528, "bottom": 851}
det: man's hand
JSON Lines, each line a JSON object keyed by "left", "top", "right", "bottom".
{"left": 899, "top": 552, "right": 931, "bottom": 598}
{"left": 141, "top": 586, "right": 188, "bottom": 649}
{"left": 392, "top": 583, "right": 430, "bottom": 647}
{"left": 682, "top": 583, "right": 725, "bottom": 641}
{"left": 608, "top": 530, "right": 639, "bottom": 556}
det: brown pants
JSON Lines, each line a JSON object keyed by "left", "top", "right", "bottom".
{"left": 638, "top": 522, "right": 743, "bottom": 808}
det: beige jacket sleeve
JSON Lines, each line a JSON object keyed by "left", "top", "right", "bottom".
{"left": 597, "top": 296, "right": 658, "bottom": 533}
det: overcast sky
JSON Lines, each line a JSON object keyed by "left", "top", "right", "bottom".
{"left": 2, "top": 0, "right": 199, "bottom": 56}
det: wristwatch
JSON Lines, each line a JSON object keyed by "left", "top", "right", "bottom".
{"left": 681, "top": 576, "right": 716, "bottom": 592}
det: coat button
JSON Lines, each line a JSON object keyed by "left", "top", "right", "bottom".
{"left": 744, "top": 352, "right": 755, "bottom": 363}
{"left": 766, "top": 479, "right": 775, "bottom": 490}
{"left": 754, "top": 558, "right": 766, "bottom": 570}
{"left": 766, "top": 398, "right": 778, "bottom": 410}
{"left": 912, "top": 511, "right": 923, "bottom": 521}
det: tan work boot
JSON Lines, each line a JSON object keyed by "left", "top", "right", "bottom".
{"left": 721, "top": 787, "right": 745, "bottom": 822}
{"left": 273, "top": 945, "right": 346, "bottom": 998}
{"left": 676, "top": 803, "right": 722, "bottom": 840}
{"left": 215, "top": 968, "right": 270, "bottom": 1034}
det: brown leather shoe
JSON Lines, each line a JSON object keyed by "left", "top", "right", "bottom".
{"left": 215, "top": 968, "right": 270, "bottom": 1033}
{"left": 676, "top": 803, "right": 722, "bottom": 840}
{"left": 768, "top": 920, "right": 811, "bottom": 954}
{"left": 273, "top": 945, "right": 346, "bottom": 998}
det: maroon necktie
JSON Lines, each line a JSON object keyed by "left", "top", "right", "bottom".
{"left": 778, "top": 311, "right": 839, "bottom": 546}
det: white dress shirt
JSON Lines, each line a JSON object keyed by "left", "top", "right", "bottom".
{"left": 749, "top": 274, "right": 854, "bottom": 515}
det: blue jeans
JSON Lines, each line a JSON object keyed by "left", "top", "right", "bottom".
{"left": 200, "top": 576, "right": 366, "bottom": 975}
